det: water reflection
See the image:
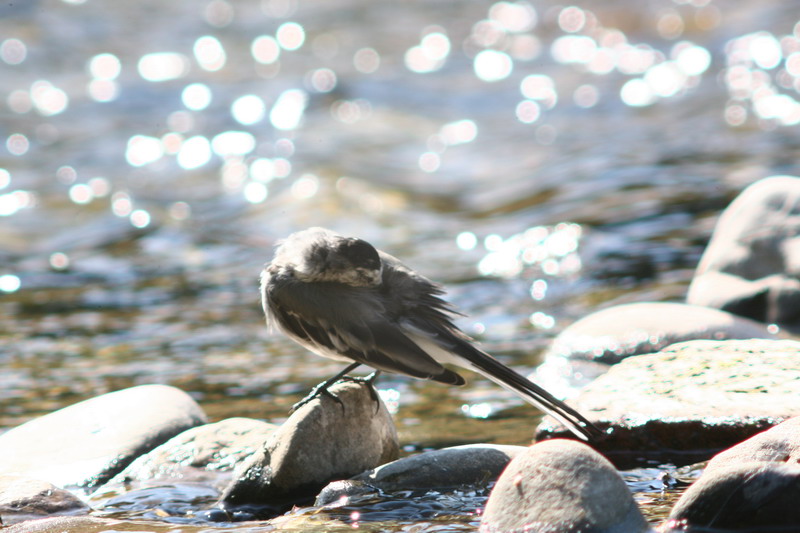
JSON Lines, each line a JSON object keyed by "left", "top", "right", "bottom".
{"left": 2, "top": 1, "right": 800, "bottom": 528}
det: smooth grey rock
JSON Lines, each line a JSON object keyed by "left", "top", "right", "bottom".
{"left": 105, "top": 417, "right": 276, "bottom": 486}
{"left": 667, "top": 462, "right": 800, "bottom": 530}
{"left": 219, "top": 381, "right": 398, "bottom": 511}
{"left": 0, "top": 476, "right": 90, "bottom": 525}
{"left": 537, "top": 339, "right": 800, "bottom": 458}
{"left": 0, "top": 385, "right": 207, "bottom": 490}
{"left": 543, "top": 302, "right": 779, "bottom": 365}
{"left": 687, "top": 175, "right": 800, "bottom": 328}
{"left": 704, "top": 415, "right": 800, "bottom": 474}
{"left": 2, "top": 516, "right": 139, "bottom": 532}
{"left": 352, "top": 444, "right": 525, "bottom": 491}
{"left": 315, "top": 479, "right": 378, "bottom": 507}
{"left": 480, "top": 439, "right": 648, "bottom": 533}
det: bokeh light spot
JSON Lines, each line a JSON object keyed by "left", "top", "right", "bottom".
{"left": 270, "top": 89, "right": 307, "bottom": 130}
{"left": 126, "top": 135, "right": 164, "bottom": 167}
{"left": 354, "top": 47, "right": 380, "bottom": 73}
{"left": 6, "top": 134, "right": 29, "bottom": 156}
{"left": 194, "top": 35, "right": 226, "bottom": 71}
{"left": 277, "top": 22, "right": 305, "bottom": 51}
{"left": 182, "top": 83, "right": 213, "bottom": 111}
{"left": 474, "top": 50, "right": 513, "bottom": 82}
{"left": 138, "top": 52, "right": 190, "bottom": 82}
{"left": 291, "top": 174, "right": 319, "bottom": 199}
{"left": 0, "top": 38, "right": 26, "bottom": 65}
{"left": 89, "top": 53, "right": 122, "bottom": 80}
{"left": 0, "top": 274, "right": 21, "bottom": 293}
{"left": 231, "top": 94, "right": 266, "bottom": 125}
{"left": 456, "top": 231, "right": 478, "bottom": 251}
{"left": 177, "top": 136, "right": 212, "bottom": 169}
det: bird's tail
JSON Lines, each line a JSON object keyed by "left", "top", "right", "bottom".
{"left": 462, "top": 345, "right": 602, "bottom": 441}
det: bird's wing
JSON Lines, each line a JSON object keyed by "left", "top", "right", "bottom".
{"left": 264, "top": 275, "right": 465, "bottom": 385}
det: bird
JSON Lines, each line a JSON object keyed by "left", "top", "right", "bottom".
{"left": 260, "top": 227, "right": 600, "bottom": 441}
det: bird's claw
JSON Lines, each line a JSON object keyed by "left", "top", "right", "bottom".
{"left": 289, "top": 382, "right": 345, "bottom": 413}
{"left": 290, "top": 371, "right": 383, "bottom": 414}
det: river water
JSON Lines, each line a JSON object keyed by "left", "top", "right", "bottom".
{"left": 2, "top": 0, "right": 800, "bottom": 529}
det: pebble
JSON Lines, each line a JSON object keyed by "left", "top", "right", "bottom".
{"left": 0, "top": 476, "right": 89, "bottom": 526}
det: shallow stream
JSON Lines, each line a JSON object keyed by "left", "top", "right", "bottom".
{"left": 3, "top": 0, "right": 800, "bottom": 529}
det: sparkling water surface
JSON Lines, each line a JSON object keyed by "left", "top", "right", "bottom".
{"left": 2, "top": 0, "right": 800, "bottom": 529}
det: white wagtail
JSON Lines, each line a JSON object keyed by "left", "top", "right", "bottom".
{"left": 261, "top": 227, "right": 600, "bottom": 440}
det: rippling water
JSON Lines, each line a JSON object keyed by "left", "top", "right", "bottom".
{"left": 2, "top": 0, "right": 800, "bottom": 529}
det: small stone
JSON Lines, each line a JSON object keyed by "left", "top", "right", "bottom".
{"left": 352, "top": 444, "right": 526, "bottom": 491}
{"left": 480, "top": 439, "right": 648, "bottom": 533}
{"left": 219, "top": 381, "right": 398, "bottom": 514}
{"left": 0, "top": 476, "right": 90, "bottom": 526}
{"left": 0, "top": 385, "right": 207, "bottom": 490}
{"left": 315, "top": 480, "right": 377, "bottom": 507}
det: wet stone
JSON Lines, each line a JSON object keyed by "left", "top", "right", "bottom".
{"left": 2, "top": 516, "right": 147, "bottom": 533}
{"left": 350, "top": 443, "right": 526, "bottom": 492}
{"left": 0, "top": 476, "right": 90, "bottom": 526}
{"left": 543, "top": 301, "right": 778, "bottom": 365}
{"left": 688, "top": 176, "right": 800, "bottom": 330}
{"left": 480, "top": 439, "right": 648, "bottom": 533}
{"left": 103, "top": 417, "right": 277, "bottom": 488}
{"left": 666, "top": 462, "right": 800, "bottom": 531}
{"left": 0, "top": 385, "right": 207, "bottom": 490}
{"left": 703, "top": 415, "right": 800, "bottom": 474}
{"left": 665, "top": 416, "right": 800, "bottom": 531}
{"left": 219, "top": 381, "right": 398, "bottom": 516}
{"left": 537, "top": 339, "right": 800, "bottom": 461}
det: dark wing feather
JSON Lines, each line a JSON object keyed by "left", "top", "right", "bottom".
{"left": 264, "top": 271, "right": 465, "bottom": 385}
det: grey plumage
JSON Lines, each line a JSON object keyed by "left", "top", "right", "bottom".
{"left": 261, "top": 227, "right": 600, "bottom": 441}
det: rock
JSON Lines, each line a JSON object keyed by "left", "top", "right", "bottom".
{"left": 0, "top": 476, "right": 90, "bottom": 526}
{"left": 704, "top": 415, "right": 800, "bottom": 474}
{"left": 480, "top": 439, "right": 648, "bottom": 533}
{"left": 2, "top": 516, "right": 128, "bottom": 532}
{"left": 219, "top": 381, "right": 398, "bottom": 515}
{"left": 687, "top": 175, "right": 800, "bottom": 329}
{"left": 0, "top": 385, "right": 207, "bottom": 490}
{"left": 103, "top": 417, "right": 277, "bottom": 487}
{"left": 543, "top": 302, "right": 779, "bottom": 365}
{"left": 666, "top": 462, "right": 800, "bottom": 530}
{"left": 314, "top": 479, "right": 377, "bottom": 507}
{"left": 351, "top": 444, "right": 525, "bottom": 492}
{"left": 537, "top": 339, "right": 800, "bottom": 462}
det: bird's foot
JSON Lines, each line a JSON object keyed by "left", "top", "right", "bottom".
{"left": 290, "top": 381, "right": 345, "bottom": 413}
{"left": 290, "top": 371, "right": 383, "bottom": 414}
{"left": 340, "top": 371, "right": 382, "bottom": 411}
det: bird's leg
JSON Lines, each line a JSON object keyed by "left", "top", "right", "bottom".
{"left": 290, "top": 362, "right": 362, "bottom": 413}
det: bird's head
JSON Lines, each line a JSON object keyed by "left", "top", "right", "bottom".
{"left": 278, "top": 227, "right": 383, "bottom": 287}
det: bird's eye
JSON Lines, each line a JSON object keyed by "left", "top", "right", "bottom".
{"left": 340, "top": 239, "right": 380, "bottom": 269}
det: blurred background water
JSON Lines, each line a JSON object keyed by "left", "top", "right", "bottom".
{"left": 2, "top": 0, "right": 800, "bottom": 528}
